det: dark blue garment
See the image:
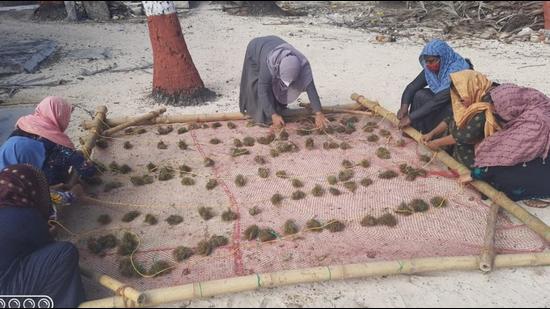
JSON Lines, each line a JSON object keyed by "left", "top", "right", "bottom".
{"left": 0, "top": 207, "right": 86, "bottom": 307}
{"left": 0, "top": 207, "right": 52, "bottom": 273}
{"left": 0, "top": 130, "right": 96, "bottom": 185}
{"left": 472, "top": 156, "right": 550, "bottom": 201}
{"left": 420, "top": 40, "right": 470, "bottom": 94}
{"left": 0, "top": 137, "right": 45, "bottom": 173}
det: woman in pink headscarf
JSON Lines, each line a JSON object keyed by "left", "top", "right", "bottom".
{"left": 0, "top": 96, "right": 96, "bottom": 186}
{"left": 464, "top": 84, "right": 550, "bottom": 204}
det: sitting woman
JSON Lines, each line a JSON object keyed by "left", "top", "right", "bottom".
{"left": 398, "top": 39, "right": 472, "bottom": 133}
{"left": 0, "top": 96, "right": 96, "bottom": 186}
{"left": 0, "top": 164, "right": 86, "bottom": 307}
{"left": 466, "top": 84, "right": 550, "bottom": 203}
{"left": 239, "top": 35, "right": 329, "bottom": 129}
{"left": 421, "top": 70, "right": 501, "bottom": 169}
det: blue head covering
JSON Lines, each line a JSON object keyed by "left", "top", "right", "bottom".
{"left": 420, "top": 40, "right": 470, "bottom": 94}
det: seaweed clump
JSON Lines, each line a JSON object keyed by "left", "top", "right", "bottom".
{"left": 271, "top": 193, "right": 284, "bottom": 206}
{"left": 338, "top": 169, "right": 354, "bottom": 182}
{"left": 119, "top": 257, "right": 145, "bottom": 278}
{"left": 97, "top": 214, "right": 112, "bottom": 225}
{"left": 283, "top": 220, "right": 299, "bottom": 235}
{"left": 166, "top": 215, "right": 183, "bottom": 226}
{"left": 378, "top": 213, "right": 398, "bottom": 227}
{"left": 305, "top": 137, "right": 315, "bottom": 150}
{"left": 360, "top": 215, "right": 378, "bottom": 227}
{"left": 257, "top": 134, "right": 275, "bottom": 145}
{"left": 204, "top": 158, "right": 215, "bottom": 167}
{"left": 254, "top": 155, "right": 267, "bottom": 165}
{"left": 343, "top": 181, "right": 358, "bottom": 193}
{"left": 311, "top": 184, "right": 325, "bottom": 197}
{"left": 198, "top": 207, "right": 215, "bottom": 221}
{"left": 430, "top": 196, "right": 448, "bottom": 208}
{"left": 243, "top": 136, "right": 255, "bottom": 147}
{"left": 144, "top": 214, "right": 158, "bottom": 225}
{"left": 210, "top": 138, "right": 222, "bottom": 145}
{"left": 258, "top": 167, "right": 270, "bottom": 178}
{"left": 306, "top": 219, "right": 323, "bottom": 232}
{"left": 291, "top": 178, "right": 304, "bottom": 188}
{"left": 118, "top": 232, "right": 139, "bottom": 256}
{"left": 157, "top": 141, "right": 168, "bottom": 150}
{"left": 221, "top": 209, "right": 239, "bottom": 222}
{"left": 157, "top": 125, "right": 173, "bottom": 135}
{"left": 360, "top": 178, "right": 373, "bottom": 187}
{"left": 158, "top": 166, "right": 175, "bottom": 181}
{"left": 249, "top": 206, "right": 261, "bottom": 216}
{"left": 379, "top": 170, "right": 399, "bottom": 179}
{"left": 325, "top": 220, "right": 345, "bottom": 233}
{"left": 340, "top": 142, "right": 352, "bottom": 150}
{"left": 376, "top": 147, "right": 391, "bottom": 159}
{"left": 122, "top": 211, "right": 141, "bottom": 223}
{"left": 206, "top": 179, "right": 218, "bottom": 190}
{"left": 329, "top": 187, "right": 341, "bottom": 196}
{"left": 231, "top": 148, "right": 250, "bottom": 157}
{"left": 173, "top": 247, "right": 194, "bottom": 262}
{"left": 323, "top": 141, "right": 340, "bottom": 150}
{"left": 259, "top": 228, "right": 277, "bottom": 242}
{"left": 244, "top": 225, "right": 260, "bottom": 240}
{"left": 399, "top": 164, "right": 427, "bottom": 181}
{"left": 234, "top": 174, "right": 247, "bottom": 187}
{"left": 178, "top": 140, "right": 188, "bottom": 150}
{"left": 96, "top": 139, "right": 109, "bottom": 149}
{"left": 291, "top": 190, "right": 306, "bottom": 200}
{"left": 130, "top": 175, "right": 155, "bottom": 186}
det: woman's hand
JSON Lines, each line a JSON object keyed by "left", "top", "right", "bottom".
{"left": 397, "top": 105, "right": 409, "bottom": 120}
{"left": 421, "top": 132, "right": 435, "bottom": 144}
{"left": 426, "top": 140, "right": 440, "bottom": 151}
{"left": 459, "top": 174, "right": 473, "bottom": 184}
{"left": 314, "top": 112, "right": 329, "bottom": 130}
{"left": 398, "top": 116, "right": 412, "bottom": 129}
{"left": 271, "top": 114, "right": 285, "bottom": 129}
{"left": 70, "top": 184, "right": 85, "bottom": 202}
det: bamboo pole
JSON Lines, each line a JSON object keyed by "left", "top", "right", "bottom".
{"left": 80, "top": 266, "right": 145, "bottom": 305}
{"left": 82, "top": 111, "right": 245, "bottom": 129}
{"left": 351, "top": 93, "right": 550, "bottom": 242}
{"left": 67, "top": 105, "right": 107, "bottom": 188}
{"left": 81, "top": 103, "right": 366, "bottom": 129}
{"left": 103, "top": 107, "right": 166, "bottom": 137}
{"left": 78, "top": 252, "right": 550, "bottom": 308}
{"left": 480, "top": 203, "right": 500, "bottom": 272}
{"left": 81, "top": 105, "right": 108, "bottom": 159}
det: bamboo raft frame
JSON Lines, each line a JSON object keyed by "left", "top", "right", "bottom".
{"left": 74, "top": 98, "right": 549, "bottom": 308}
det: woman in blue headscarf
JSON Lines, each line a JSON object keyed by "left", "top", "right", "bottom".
{"left": 398, "top": 40, "right": 472, "bottom": 133}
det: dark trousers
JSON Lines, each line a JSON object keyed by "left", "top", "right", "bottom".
{"left": 0, "top": 242, "right": 86, "bottom": 308}
{"left": 410, "top": 88, "right": 452, "bottom": 134}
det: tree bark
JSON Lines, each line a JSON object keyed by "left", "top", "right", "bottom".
{"left": 143, "top": 1, "right": 214, "bottom": 105}
{"left": 64, "top": 1, "right": 78, "bottom": 21}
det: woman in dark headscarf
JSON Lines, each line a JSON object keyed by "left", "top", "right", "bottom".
{"left": 398, "top": 39, "right": 472, "bottom": 133}
{"left": 239, "top": 36, "right": 329, "bottom": 129}
{"left": 0, "top": 165, "right": 86, "bottom": 307}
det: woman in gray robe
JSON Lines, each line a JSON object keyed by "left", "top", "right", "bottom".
{"left": 239, "top": 36, "right": 328, "bottom": 129}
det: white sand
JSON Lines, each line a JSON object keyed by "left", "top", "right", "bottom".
{"left": 1, "top": 6, "right": 549, "bottom": 307}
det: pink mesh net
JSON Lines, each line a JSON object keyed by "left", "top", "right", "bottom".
{"left": 62, "top": 114, "right": 547, "bottom": 299}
